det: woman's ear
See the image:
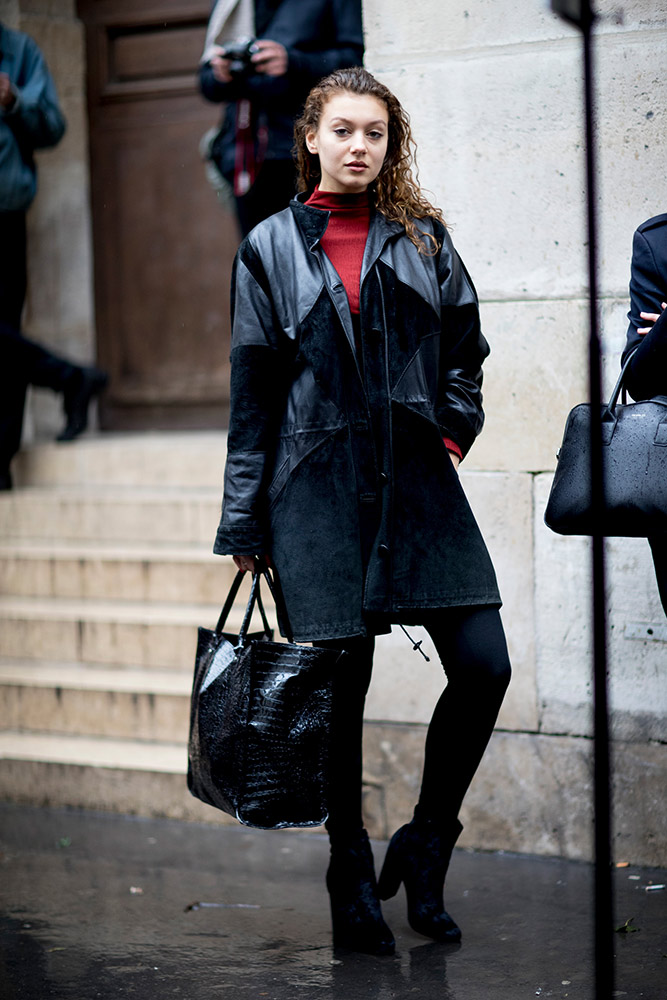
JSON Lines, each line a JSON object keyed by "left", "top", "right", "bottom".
{"left": 305, "top": 129, "right": 318, "bottom": 155}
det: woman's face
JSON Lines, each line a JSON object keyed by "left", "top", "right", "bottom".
{"left": 306, "top": 91, "right": 389, "bottom": 194}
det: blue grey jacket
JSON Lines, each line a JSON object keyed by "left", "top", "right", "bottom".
{"left": 0, "top": 23, "right": 66, "bottom": 212}
{"left": 214, "top": 197, "right": 501, "bottom": 640}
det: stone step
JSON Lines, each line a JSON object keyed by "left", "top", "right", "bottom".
{"left": 0, "top": 730, "right": 230, "bottom": 824}
{"left": 0, "top": 662, "right": 191, "bottom": 742}
{"left": 13, "top": 431, "right": 228, "bottom": 489}
{"left": 0, "top": 487, "right": 221, "bottom": 544}
{"left": 0, "top": 596, "right": 277, "bottom": 670}
{"left": 0, "top": 540, "right": 237, "bottom": 602}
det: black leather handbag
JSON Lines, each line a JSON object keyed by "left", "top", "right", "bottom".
{"left": 187, "top": 567, "right": 345, "bottom": 829}
{"left": 545, "top": 349, "right": 667, "bottom": 536}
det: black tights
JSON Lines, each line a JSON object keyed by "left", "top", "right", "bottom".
{"left": 320, "top": 606, "right": 511, "bottom": 838}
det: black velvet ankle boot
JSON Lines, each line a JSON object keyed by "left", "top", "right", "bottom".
{"left": 326, "top": 828, "right": 396, "bottom": 956}
{"left": 377, "top": 808, "right": 463, "bottom": 943}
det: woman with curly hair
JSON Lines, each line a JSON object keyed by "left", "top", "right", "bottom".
{"left": 214, "top": 66, "right": 511, "bottom": 955}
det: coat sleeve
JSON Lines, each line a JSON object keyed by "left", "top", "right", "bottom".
{"left": 3, "top": 36, "right": 66, "bottom": 151}
{"left": 622, "top": 225, "right": 667, "bottom": 400}
{"left": 434, "top": 226, "right": 490, "bottom": 459}
{"left": 213, "top": 239, "right": 291, "bottom": 556}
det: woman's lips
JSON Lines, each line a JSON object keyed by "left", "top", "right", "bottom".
{"left": 346, "top": 162, "right": 367, "bottom": 171}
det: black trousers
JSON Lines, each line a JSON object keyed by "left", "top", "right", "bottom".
{"left": 234, "top": 159, "right": 297, "bottom": 238}
{"left": 319, "top": 606, "right": 512, "bottom": 837}
{"left": 0, "top": 212, "right": 80, "bottom": 472}
{"left": 0, "top": 322, "right": 77, "bottom": 473}
{"left": 0, "top": 210, "right": 28, "bottom": 330}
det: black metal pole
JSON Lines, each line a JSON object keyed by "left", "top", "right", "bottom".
{"left": 581, "top": 19, "right": 615, "bottom": 999}
{"left": 550, "top": 3, "right": 614, "bottom": 995}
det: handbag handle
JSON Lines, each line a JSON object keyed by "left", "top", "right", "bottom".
{"left": 608, "top": 345, "right": 640, "bottom": 411}
{"left": 214, "top": 567, "right": 272, "bottom": 640}
{"left": 259, "top": 565, "right": 295, "bottom": 644}
{"left": 602, "top": 346, "right": 667, "bottom": 444}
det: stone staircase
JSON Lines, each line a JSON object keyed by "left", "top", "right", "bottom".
{"left": 0, "top": 432, "right": 270, "bottom": 825}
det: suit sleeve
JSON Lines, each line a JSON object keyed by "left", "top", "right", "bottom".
{"left": 623, "top": 226, "right": 667, "bottom": 400}
{"left": 213, "top": 240, "right": 291, "bottom": 556}
{"left": 434, "top": 227, "right": 490, "bottom": 459}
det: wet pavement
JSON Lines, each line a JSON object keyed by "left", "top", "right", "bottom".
{"left": 0, "top": 804, "right": 665, "bottom": 1000}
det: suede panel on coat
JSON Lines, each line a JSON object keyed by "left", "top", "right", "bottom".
{"left": 214, "top": 196, "right": 501, "bottom": 640}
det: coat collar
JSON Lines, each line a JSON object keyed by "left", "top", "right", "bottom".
{"left": 290, "top": 192, "right": 405, "bottom": 265}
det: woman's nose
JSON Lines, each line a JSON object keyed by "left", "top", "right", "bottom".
{"left": 350, "top": 132, "right": 366, "bottom": 153}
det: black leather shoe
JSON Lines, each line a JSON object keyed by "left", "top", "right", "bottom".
{"left": 377, "top": 810, "right": 463, "bottom": 943}
{"left": 57, "top": 367, "right": 108, "bottom": 442}
{"left": 327, "top": 828, "right": 395, "bottom": 956}
{"left": 0, "top": 470, "right": 12, "bottom": 490}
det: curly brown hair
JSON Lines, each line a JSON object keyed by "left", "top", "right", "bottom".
{"left": 293, "top": 67, "right": 445, "bottom": 254}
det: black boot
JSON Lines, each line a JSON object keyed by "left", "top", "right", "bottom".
{"left": 377, "top": 808, "right": 463, "bottom": 943}
{"left": 326, "top": 828, "right": 395, "bottom": 956}
{"left": 57, "top": 366, "right": 108, "bottom": 442}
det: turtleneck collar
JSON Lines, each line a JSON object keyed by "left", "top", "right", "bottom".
{"left": 306, "top": 185, "right": 371, "bottom": 216}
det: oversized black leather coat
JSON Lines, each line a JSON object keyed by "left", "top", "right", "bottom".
{"left": 214, "top": 196, "right": 501, "bottom": 640}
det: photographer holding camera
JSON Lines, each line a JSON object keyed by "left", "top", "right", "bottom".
{"left": 199, "top": 0, "right": 363, "bottom": 237}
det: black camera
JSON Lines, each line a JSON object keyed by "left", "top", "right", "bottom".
{"left": 222, "top": 37, "right": 258, "bottom": 77}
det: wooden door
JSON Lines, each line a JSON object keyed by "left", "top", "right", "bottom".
{"left": 77, "top": 0, "right": 239, "bottom": 429}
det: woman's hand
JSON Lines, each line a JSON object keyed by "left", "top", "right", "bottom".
{"left": 232, "top": 554, "right": 273, "bottom": 573}
{"left": 251, "top": 39, "right": 288, "bottom": 77}
{"left": 638, "top": 301, "right": 667, "bottom": 334}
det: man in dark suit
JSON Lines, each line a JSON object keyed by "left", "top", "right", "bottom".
{"left": 623, "top": 214, "right": 667, "bottom": 615}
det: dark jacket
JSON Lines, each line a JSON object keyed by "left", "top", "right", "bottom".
{"left": 199, "top": 0, "right": 363, "bottom": 176}
{"left": 214, "top": 197, "right": 501, "bottom": 640}
{"left": 0, "top": 23, "right": 66, "bottom": 212}
{"left": 622, "top": 213, "right": 667, "bottom": 401}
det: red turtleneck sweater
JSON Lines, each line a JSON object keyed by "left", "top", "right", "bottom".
{"left": 306, "top": 186, "right": 369, "bottom": 314}
{"left": 305, "top": 186, "right": 462, "bottom": 460}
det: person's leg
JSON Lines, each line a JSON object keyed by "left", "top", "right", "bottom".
{"left": 320, "top": 635, "right": 375, "bottom": 837}
{"left": 0, "top": 326, "right": 28, "bottom": 487}
{"left": 378, "top": 606, "right": 511, "bottom": 942}
{"left": 0, "top": 323, "right": 108, "bottom": 476}
{"left": 0, "top": 322, "right": 69, "bottom": 484}
{"left": 0, "top": 211, "right": 28, "bottom": 331}
{"left": 316, "top": 633, "right": 394, "bottom": 955}
{"left": 419, "top": 605, "right": 512, "bottom": 821}
{"left": 648, "top": 535, "right": 667, "bottom": 617}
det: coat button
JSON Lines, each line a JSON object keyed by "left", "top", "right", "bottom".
{"left": 378, "top": 544, "right": 389, "bottom": 558}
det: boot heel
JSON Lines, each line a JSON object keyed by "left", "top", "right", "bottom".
{"left": 377, "top": 839, "right": 403, "bottom": 900}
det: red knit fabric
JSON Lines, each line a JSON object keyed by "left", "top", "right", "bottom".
{"left": 306, "top": 186, "right": 370, "bottom": 314}
{"left": 305, "top": 186, "right": 462, "bottom": 461}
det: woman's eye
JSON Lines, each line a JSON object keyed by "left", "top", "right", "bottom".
{"left": 333, "top": 128, "right": 349, "bottom": 137}
{"left": 368, "top": 131, "right": 384, "bottom": 140}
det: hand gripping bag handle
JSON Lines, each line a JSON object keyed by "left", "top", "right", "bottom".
{"left": 213, "top": 566, "right": 272, "bottom": 643}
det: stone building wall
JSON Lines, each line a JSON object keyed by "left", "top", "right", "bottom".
{"left": 361, "top": 0, "right": 667, "bottom": 865}
{"left": 0, "top": 0, "right": 95, "bottom": 440}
